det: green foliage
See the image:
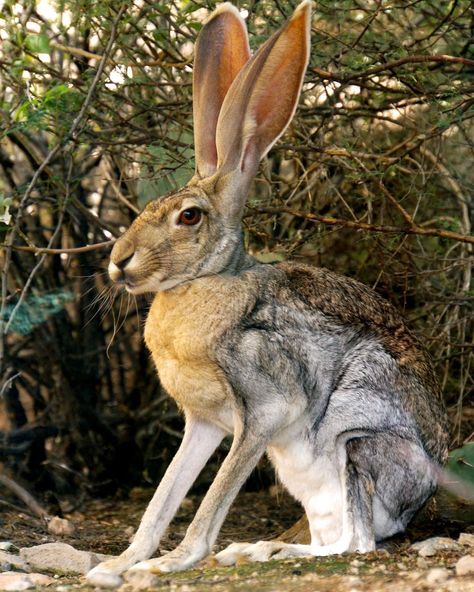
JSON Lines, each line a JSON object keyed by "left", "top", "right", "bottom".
{"left": 0, "top": 195, "right": 13, "bottom": 234}
{"left": 11, "top": 83, "right": 82, "bottom": 135}
{"left": 2, "top": 290, "right": 75, "bottom": 336}
{"left": 24, "top": 33, "right": 50, "bottom": 54}
{"left": 447, "top": 444, "right": 474, "bottom": 488}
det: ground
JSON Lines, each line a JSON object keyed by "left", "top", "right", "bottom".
{"left": 1, "top": 487, "right": 473, "bottom": 591}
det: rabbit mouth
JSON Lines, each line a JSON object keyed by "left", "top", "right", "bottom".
{"left": 124, "top": 273, "right": 191, "bottom": 295}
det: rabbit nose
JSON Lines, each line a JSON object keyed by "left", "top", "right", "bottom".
{"left": 114, "top": 252, "right": 133, "bottom": 271}
{"left": 109, "top": 240, "right": 135, "bottom": 282}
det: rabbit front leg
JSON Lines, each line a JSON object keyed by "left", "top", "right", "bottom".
{"left": 86, "top": 416, "right": 225, "bottom": 588}
{"left": 130, "top": 423, "right": 270, "bottom": 574}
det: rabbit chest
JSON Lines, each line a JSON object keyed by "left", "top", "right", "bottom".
{"left": 144, "top": 277, "right": 254, "bottom": 418}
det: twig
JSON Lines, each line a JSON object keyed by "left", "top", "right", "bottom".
{"left": 311, "top": 54, "right": 474, "bottom": 81}
{"left": 248, "top": 206, "right": 474, "bottom": 244}
{"left": 0, "top": 239, "right": 116, "bottom": 255}
{"left": 0, "top": 370, "right": 20, "bottom": 399}
{"left": 0, "top": 473, "right": 50, "bottom": 520}
{"left": 50, "top": 41, "right": 109, "bottom": 63}
{"left": 354, "top": 158, "right": 415, "bottom": 226}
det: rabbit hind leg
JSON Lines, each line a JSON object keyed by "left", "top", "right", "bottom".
{"left": 216, "top": 435, "right": 373, "bottom": 565}
{"left": 346, "top": 434, "right": 437, "bottom": 542}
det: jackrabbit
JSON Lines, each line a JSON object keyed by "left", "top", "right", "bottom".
{"left": 87, "top": 1, "right": 448, "bottom": 587}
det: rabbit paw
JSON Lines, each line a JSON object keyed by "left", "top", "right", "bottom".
{"left": 215, "top": 541, "right": 287, "bottom": 565}
{"left": 215, "top": 541, "right": 314, "bottom": 565}
{"left": 129, "top": 545, "right": 207, "bottom": 574}
{"left": 86, "top": 559, "right": 125, "bottom": 588}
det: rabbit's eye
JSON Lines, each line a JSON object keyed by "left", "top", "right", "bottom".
{"left": 178, "top": 208, "right": 202, "bottom": 226}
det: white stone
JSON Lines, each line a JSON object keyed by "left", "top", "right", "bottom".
{"left": 410, "top": 536, "right": 461, "bottom": 557}
{"left": 0, "top": 552, "right": 30, "bottom": 573}
{"left": 425, "top": 567, "right": 450, "bottom": 585}
{"left": 0, "top": 572, "right": 53, "bottom": 591}
{"left": 455, "top": 554, "right": 474, "bottom": 576}
{"left": 122, "top": 570, "right": 160, "bottom": 590}
{"left": 19, "top": 543, "right": 110, "bottom": 575}
{"left": 0, "top": 546, "right": 14, "bottom": 553}
{"left": 459, "top": 533, "right": 474, "bottom": 548}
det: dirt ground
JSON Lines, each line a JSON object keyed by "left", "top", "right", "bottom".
{"left": 1, "top": 487, "right": 473, "bottom": 591}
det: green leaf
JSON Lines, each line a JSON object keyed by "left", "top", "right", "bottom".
{"left": 254, "top": 252, "right": 286, "bottom": 263}
{"left": 24, "top": 33, "right": 50, "bottom": 54}
{"left": 447, "top": 443, "right": 474, "bottom": 487}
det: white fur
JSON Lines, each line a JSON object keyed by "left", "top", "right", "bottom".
{"left": 86, "top": 417, "right": 225, "bottom": 586}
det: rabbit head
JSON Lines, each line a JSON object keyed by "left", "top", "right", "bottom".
{"left": 109, "top": 1, "right": 311, "bottom": 294}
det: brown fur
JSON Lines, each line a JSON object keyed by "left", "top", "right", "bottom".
{"left": 144, "top": 272, "right": 259, "bottom": 416}
{"left": 279, "top": 263, "right": 430, "bottom": 373}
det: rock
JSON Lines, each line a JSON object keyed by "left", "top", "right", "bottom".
{"left": 47, "top": 516, "right": 75, "bottom": 537}
{"left": 0, "top": 546, "right": 14, "bottom": 553}
{"left": 425, "top": 567, "right": 450, "bottom": 585}
{"left": 416, "top": 556, "right": 428, "bottom": 569}
{"left": 459, "top": 533, "right": 474, "bottom": 548}
{"left": 0, "top": 552, "right": 30, "bottom": 573}
{"left": 446, "top": 580, "right": 474, "bottom": 592}
{"left": 410, "top": 536, "right": 461, "bottom": 557}
{"left": 0, "top": 572, "right": 53, "bottom": 591}
{"left": 455, "top": 554, "right": 474, "bottom": 576}
{"left": 122, "top": 570, "right": 160, "bottom": 590}
{"left": 19, "top": 543, "right": 110, "bottom": 575}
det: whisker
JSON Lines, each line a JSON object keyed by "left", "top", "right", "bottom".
{"left": 107, "top": 290, "right": 127, "bottom": 358}
{"left": 132, "top": 293, "right": 141, "bottom": 333}
{"left": 100, "top": 286, "right": 118, "bottom": 321}
{"left": 85, "top": 285, "right": 117, "bottom": 326}
{"left": 85, "top": 285, "right": 110, "bottom": 311}
{"left": 85, "top": 285, "right": 113, "bottom": 316}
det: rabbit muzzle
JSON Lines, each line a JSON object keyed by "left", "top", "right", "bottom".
{"left": 108, "top": 237, "right": 141, "bottom": 290}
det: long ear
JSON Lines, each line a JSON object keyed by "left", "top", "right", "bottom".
{"left": 214, "top": 0, "right": 311, "bottom": 202}
{"left": 193, "top": 3, "right": 251, "bottom": 179}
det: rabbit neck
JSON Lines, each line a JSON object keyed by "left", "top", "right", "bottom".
{"left": 144, "top": 269, "right": 261, "bottom": 418}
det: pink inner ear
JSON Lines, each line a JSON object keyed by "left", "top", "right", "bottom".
{"left": 193, "top": 8, "right": 251, "bottom": 179}
{"left": 251, "top": 15, "right": 309, "bottom": 158}
{"left": 241, "top": 139, "right": 258, "bottom": 174}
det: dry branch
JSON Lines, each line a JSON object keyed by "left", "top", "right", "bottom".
{"left": 249, "top": 207, "right": 474, "bottom": 245}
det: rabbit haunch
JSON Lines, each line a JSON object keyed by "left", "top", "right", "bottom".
{"left": 87, "top": 1, "right": 448, "bottom": 586}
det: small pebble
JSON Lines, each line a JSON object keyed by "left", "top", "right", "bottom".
{"left": 396, "top": 562, "right": 406, "bottom": 570}
{"left": 459, "top": 533, "right": 474, "bottom": 548}
{"left": 47, "top": 517, "right": 75, "bottom": 537}
{"left": 0, "top": 552, "right": 29, "bottom": 573}
{"left": 0, "top": 545, "right": 14, "bottom": 553}
{"left": 180, "top": 498, "right": 194, "bottom": 511}
{"left": 122, "top": 570, "right": 160, "bottom": 590}
{"left": 0, "top": 572, "right": 54, "bottom": 591}
{"left": 425, "top": 567, "right": 449, "bottom": 585}
{"left": 410, "top": 536, "right": 461, "bottom": 557}
{"left": 455, "top": 554, "right": 474, "bottom": 576}
{"left": 417, "top": 556, "right": 428, "bottom": 569}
